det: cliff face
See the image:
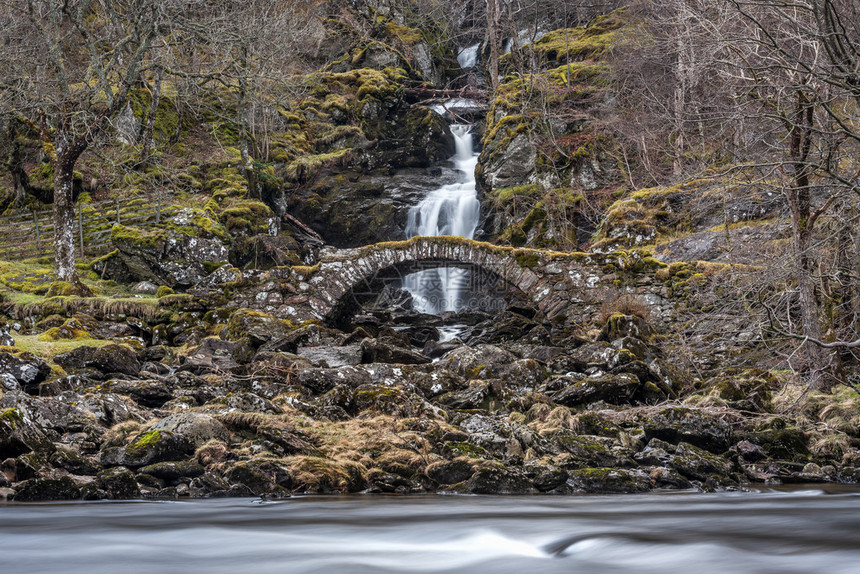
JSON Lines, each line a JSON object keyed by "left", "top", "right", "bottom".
{"left": 476, "top": 12, "right": 625, "bottom": 251}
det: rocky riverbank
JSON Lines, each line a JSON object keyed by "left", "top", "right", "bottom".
{"left": 2, "top": 291, "right": 858, "bottom": 501}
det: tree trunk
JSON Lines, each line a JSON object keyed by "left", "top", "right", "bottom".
{"left": 53, "top": 157, "right": 78, "bottom": 283}
{"left": 486, "top": 0, "right": 501, "bottom": 92}
{"left": 4, "top": 120, "right": 29, "bottom": 206}
{"left": 787, "top": 90, "right": 832, "bottom": 389}
{"left": 139, "top": 66, "right": 163, "bottom": 165}
{"left": 237, "top": 69, "right": 260, "bottom": 200}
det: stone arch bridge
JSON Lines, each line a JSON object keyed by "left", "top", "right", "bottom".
{"left": 250, "top": 236, "right": 675, "bottom": 326}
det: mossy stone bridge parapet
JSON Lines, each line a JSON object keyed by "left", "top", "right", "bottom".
{"left": 273, "top": 236, "right": 675, "bottom": 325}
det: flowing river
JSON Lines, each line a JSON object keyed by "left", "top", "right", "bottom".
{"left": 4, "top": 488, "right": 860, "bottom": 573}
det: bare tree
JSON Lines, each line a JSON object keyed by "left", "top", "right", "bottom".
{"left": 0, "top": 0, "right": 165, "bottom": 284}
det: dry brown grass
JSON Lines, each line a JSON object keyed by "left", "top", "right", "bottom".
{"left": 599, "top": 290, "right": 650, "bottom": 322}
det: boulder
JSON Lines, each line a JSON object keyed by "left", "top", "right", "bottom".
{"left": 97, "top": 467, "right": 141, "bottom": 499}
{"left": 0, "top": 405, "right": 53, "bottom": 460}
{"left": 440, "top": 344, "right": 518, "bottom": 379}
{"left": 102, "top": 429, "right": 191, "bottom": 468}
{"left": 567, "top": 468, "right": 652, "bottom": 494}
{"left": 643, "top": 407, "right": 733, "bottom": 454}
{"left": 139, "top": 460, "right": 205, "bottom": 482}
{"left": 101, "top": 380, "right": 172, "bottom": 408}
{"left": 360, "top": 338, "right": 430, "bottom": 365}
{"left": 670, "top": 442, "right": 736, "bottom": 483}
{"left": 13, "top": 476, "right": 81, "bottom": 502}
{"left": 106, "top": 211, "right": 230, "bottom": 288}
{"left": 552, "top": 373, "right": 641, "bottom": 406}
{"left": 149, "top": 413, "right": 230, "bottom": 450}
{"left": 425, "top": 458, "right": 475, "bottom": 485}
{"left": 466, "top": 464, "right": 535, "bottom": 494}
{"left": 183, "top": 338, "right": 239, "bottom": 374}
{"left": 0, "top": 351, "right": 51, "bottom": 394}
{"left": 92, "top": 344, "right": 141, "bottom": 376}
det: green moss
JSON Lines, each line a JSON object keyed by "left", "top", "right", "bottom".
{"left": 514, "top": 250, "right": 540, "bottom": 268}
{"left": 494, "top": 184, "right": 541, "bottom": 205}
{"left": 37, "top": 320, "right": 93, "bottom": 342}
{"left": 156, "top": 286, "right": 174, "bottom": 298}
{"left": 0, "top": 407, "right": 22, "bottom": 428}
{"left": 125, "top": 430, "right": 163, "bottom": 457}
{"left": 446, "top": 441, "right": 490, "bottom": 459}
{"left": 111, "top": 224, "right": 167, "bottom": 250}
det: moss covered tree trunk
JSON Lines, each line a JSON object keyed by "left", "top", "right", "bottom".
{"left": 52, "top": 149, "right": 80, "bottom": 283}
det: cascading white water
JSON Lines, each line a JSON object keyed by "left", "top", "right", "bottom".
{"left": 457, "top": 43, "right": 480, "bottom": 69}
{"left": 404, "top": 125, "right": 479, "bottom": 314}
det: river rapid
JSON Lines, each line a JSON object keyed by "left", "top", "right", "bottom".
{"left": 4, "top": 488, "right": 860, "bottom": 574}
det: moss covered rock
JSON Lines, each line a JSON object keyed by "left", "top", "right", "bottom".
{"left": 13, "top": 476, "right": 81, "bottom": 502}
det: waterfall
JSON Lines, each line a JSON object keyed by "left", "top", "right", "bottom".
{"left": 403, "top": 125, "right": 480, "bottom": 314}
{"left": 457, "top": 44, "right": 480, "bottom": 69}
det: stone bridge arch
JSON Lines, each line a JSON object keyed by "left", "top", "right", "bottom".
{"left": 296, "top": 236, "right": 611, "bottom": 323}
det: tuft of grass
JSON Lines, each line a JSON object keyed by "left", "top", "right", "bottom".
{"left": 11, "top": 334, "right": 111, "bottom": 359}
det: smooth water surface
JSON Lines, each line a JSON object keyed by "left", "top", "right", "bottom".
{"left": 3, "top": 489, "right": 860, "bottom": 574}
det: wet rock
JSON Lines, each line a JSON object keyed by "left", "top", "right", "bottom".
{"left": 223, "top": 461, "right": 290, "bottom": 497}
{"left": 555, "top": 433, "right": 635, "bottom": 468}
{"left": 13, "top": 476, "right": 82, "bottom": 501}
{"left": 55, "top": 346, "right": 99, "bottom": 371}
{"left": 224, "top": 309, "right": 298, "bottom": 349}
{"left": 102, "top": 430, "right": 191, "bottom": 468}
{"left": 567, "top": 468, "right": 651, "bottom": 494}
{"left": 50, "top": 445, "right": 102, "bottom": 475}
{"left": 643, "top": 407, "right": 733, "bottom": 454}
{"left": 426, "top": 459, "right": 475, "bottom": 485}
{"left": 670, "top": 442, "right": 736, "bottom": 483}
{"left": 465, "top": 311, "right": 540, "bottom": 344}
{"left": 441, "top": 344, "right": 518, "bottom": 379}
{"left": 572, "top": 413, "right": 623, "bottom": 438}
{"left": 297, "top": 345, "right": 362, "bottom": 368}
{"left": 734, "top": 440, "right": 767, "bottom": 462}
{"left": 1, "top": 392, "right": 95, "bottom": 435}
{"left": 649, "top": 467, "right": 693, "bottom": 489}
{"left": 742, "top": 426, "right": 810, "bottom": 461}
{"left": 97, "top": 467, "right": 140, "bottom": 499}
{"left": 0, "top": 351, "right": 51, "bottom": 394}
{"left": 550, "top": 342, "right": 634, "bottom": 373}
{"left": 466, "top": 464, "right": 535, "bottom": 494}
{"left": 438, "top": 381, "right": 489, "bottom": 409}
{"left": 500, "top": 359, "right": 548, "bottom": 389}
{"left": 551, "top": 373, "right": 641, "bottom": 406}
{"left": 132, "top": 281, "right": 159, "bottom": 295}
{"left": 92, "top": 344, "right": 141, "bottom": 376}
{"left": 0, "top": 406, "right": 53, "bottom": 459}
{"left": 182, "top": 338, "right": 239, "bottom": 374}
{"left": 101, "top": 379, "right": 172, "bottom": 408}
{"left": 532, "top": 467, "right": 569, "bottom": 492}
{"left": 360, "top": 338, "right": 430, "bottom": 365}
{"left": 634, "top": 439, "right": 675, "bottom": 466}
{"left": 150, "top": 413, "right": 230, "bottom": 450}
{"left": 139, "top": 460, "right": 205, "bottom": 483}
